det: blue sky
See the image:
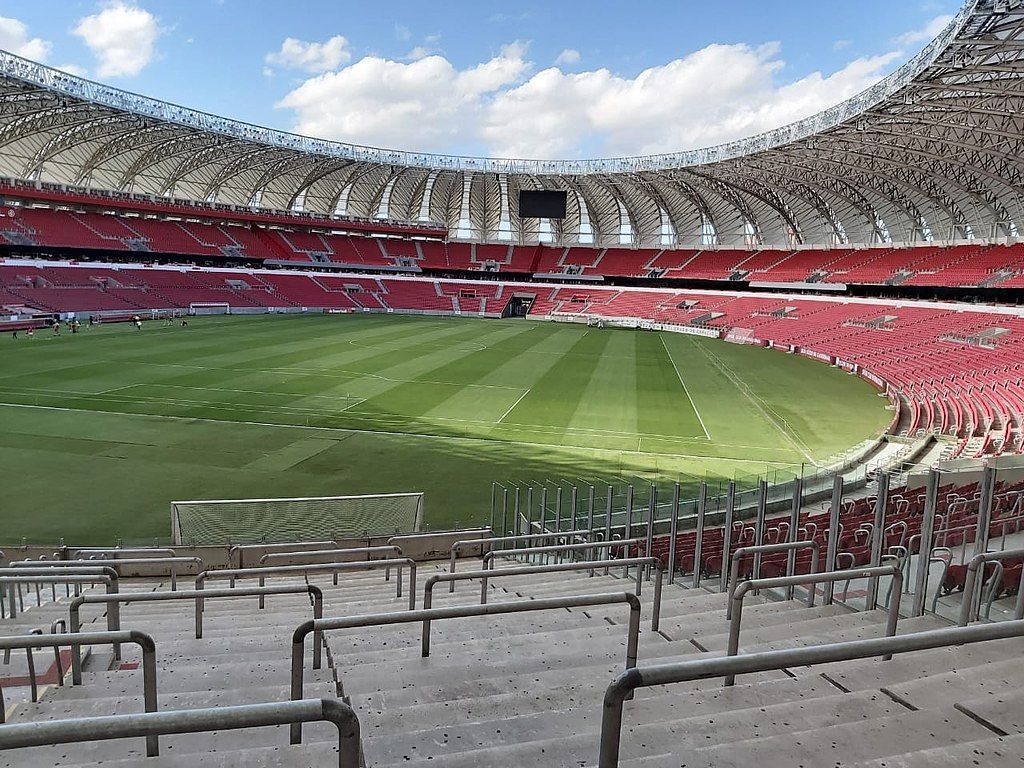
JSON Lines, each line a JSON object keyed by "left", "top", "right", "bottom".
{"left": 0, "top": 0, "right": 965, "bottom": 159}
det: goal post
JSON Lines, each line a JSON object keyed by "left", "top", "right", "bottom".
{"left": 170, "top": 492, "right": 425, "bottom": 545}
{"left": 189, "top": 302, "right": 230, "bottom": 315}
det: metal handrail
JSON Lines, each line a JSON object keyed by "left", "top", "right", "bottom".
{"left": 726, "top": 541, "right": 820, "bottom": 619}
{"left": 0, "top": 698, "right": 360, "bottom": 765}
{"left": 12, "top": 557, "right": 203, "bottom": 591}
{"left": 229, "top": 540, "right": 334, "bottom": 569}
{"left": 69, "top": 585, "right": 325, "bottom": 682}
{"left": 1, "top": 566, "right": 119, "bottom": 618}
{"left": 0, "top": 576, "right": 120, "bottom": 655}
{"left": 48, "top": 620, "right": 66, "bottom": 687}
{"left": 259, "top": 545, "right": 401, "bottom": 566}
{"left": 423, "top": 557, "right": 664, "bottom": 630}
{"left": 257, "top": 546, "right": 403, "bottom": 586}
{"left": 0, "top": 630, "right": 157, "bottom": 754}
{"left": 725, "top": 565, "right": 904, "bottom": 685}
{"left": 196, "top": 558, "right": 417, "bottom": 610}
{"left": 290, "top": 591, "right": 642, "bottom": 744}
{"left": 483, "top": 539, "right": 649, "bottom": 598}
{"left": 958, "top": 547, "right": 1024, "bottom": 625}
{"left": 448, "top": 530, "right": 595, "bottom": 591}
{"left": 599, "top": 619, "right": 1024, "bottom": 768}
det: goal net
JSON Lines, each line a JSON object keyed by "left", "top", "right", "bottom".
{"left": 170, "top": 492, "right": 425, "bottom": 545}
{"left": 189, "top": 302, "right": 230, "bottom": 315}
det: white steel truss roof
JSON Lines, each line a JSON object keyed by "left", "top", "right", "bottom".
{"left": 0, "top": 0, "right": 1021, "bottom": 249}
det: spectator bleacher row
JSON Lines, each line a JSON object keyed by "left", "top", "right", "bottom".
{"left": 0, "top": 263, "right": 511, "bottom": 318}
{"left": 623, "top": 478, "right": 1024, "bottom": 601}
{"left": 4, "top": 204, "right": 1024, "bottom": 286}
{"left": 4, "top": 261, "right": 1024, "bottom": 457}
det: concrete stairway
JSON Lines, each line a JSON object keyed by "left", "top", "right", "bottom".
{"left": 2, "top": 557, "right": 1024, "bottom": 766}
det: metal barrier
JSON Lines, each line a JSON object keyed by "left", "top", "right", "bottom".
{"left": 0, "top": 698, "right": 360, "bottom": 765}
{"left": 69, "top": 585, "right": 325, "bottom": 680}
{"left": 229, "top": 540, "right": 334, "bottom": 569}
{"left": 2, "top": 566, "right": 119, "bottom": 618}
{"left": 599, "top": 619, "right": 1024, "bottom": 768}
{"left": 0, "top": 575, "right": 120, "bottom": 656}
{"left": 725, "top": 541, "right": 820, "bottom": 619}
{"left": 447, "top": 530, "right": 595, "bottom": 591}
{"left": 72, "top": 547, "right": 177, "bottom": 559}
{"left": 0, "top": 630, "right": 157, "bottom": 753}
{"left": 12, "top": 557, "right": 203, "bottom": 591}
{"left": 257, "top": 546, "right": 403, "bottom": 586}
{"left": 423, "top": 557, "right": 664, "bottom": 630}
{"left": 725, "top": 564, "right": 904, "bottom": 685}
{"left": 958, "top": 547, "right": 1024, "bottom": 625}
{"left": 482, "top": 538, "right": 648, "bottom": 594}
{"left": 290, "top": 592, "right": 642, "bottom": 744}
{"left": 196, "top": 558, "right": 417, "bottom": 610}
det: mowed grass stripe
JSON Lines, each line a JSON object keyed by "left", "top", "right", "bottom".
{"left": 635, "top": 332, "right": 705, "bottom": 441}
{"left": 564, "top": 331, "right": 639, "bottom": 451}
{"left": 508, "top": 329, "right": 612, "bottom": 433}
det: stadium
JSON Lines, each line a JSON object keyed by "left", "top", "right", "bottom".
{"left": 3, "top": 0, "right": 1024, "bottom": 765}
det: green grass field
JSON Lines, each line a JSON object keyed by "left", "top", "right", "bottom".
{"left": 0, "top": 314, "right": 892, "bottom": 544}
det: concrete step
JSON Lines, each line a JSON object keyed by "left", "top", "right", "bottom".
{"left": 360, "top": 687, "right": 901, "bottom": 765}
{"left": 883, "top": 658, "right": 1024, "bottom": 710}
{"left": 355, "top": 672, "right": 839, "bottom": 734}
{"left": 847, "top": 734, "right": 1024, "bottom": 767}
{"left": 327, "top": 619, "right": 675, "bottom": 667}
{"left": 0, "top": 718, "right": 341, "bottom": 767}
{"left": 688, "top": 707, "right": 994, "bottom": 767}
{"left": 813, "top": 636, "right": 1024, "bottom": 691}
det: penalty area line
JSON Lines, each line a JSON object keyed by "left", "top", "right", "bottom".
{"left": 496, "top": 388, "right": 531, "bottom": 424}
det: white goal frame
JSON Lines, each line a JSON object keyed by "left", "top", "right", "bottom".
{"left": 170, "top": 492, "right": 425, "bottom": 545}
{"left": 189, "top": 302, "right": 230, "bottom": 315}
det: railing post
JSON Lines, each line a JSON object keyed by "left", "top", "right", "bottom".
{"left": 823, "top": 473, "right": 844, "bottom": 606}
{"left": 625, "top": 483, "right": 634, "bottom": 543}
{"left": 526, "top": 486, "right": 534, "bottom": 542}
{"left": 587, "top": 485, "right": 596, "bottom": 570}
{"left": 719, "top": 481, "right": 737, "bottom": 593}
{"left": 570, "top": 485, "right": 579, "bottom": 537}
{"left": 555, "top": 486, "right": 563, "bottom": 538}
{"left": 667, "top": 483, "right": 680, "bottom": 585}
{"left": 539, "top": 487, "right": 549, "bottom": 539}
{"left": 911, "top": 469, "right": 941, "bottom": 617}
{"left": 513, "top": 485, "right": 521, "bottom": 537}
{"left": 692, "top": 482, "right": 707, "bottom": 588}
{"left": 963, "top": 464, "right": 997, "bottom": 619}
{"left": 865, "top": 472, "right": 890, "bottom": 610}
{"left": 604, "top": 485, "right": 613, "bottom": 575}
{"left": 751, "top": 480, "right": 767, "bottom": 583}
{"left": 489, "top": 482, "right": 497, "bottom": 535}
{"left": 785, "top": 476, "right": 803, "bottom": 600}
{"left": 501, "top": 486, "right": 509, "bottom": 537}
{"left": 645, "top": 485, "right": 656, "bottom": 577}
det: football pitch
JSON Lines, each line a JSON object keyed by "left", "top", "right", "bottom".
{"left": 0, "top": 313, "right": 891, "bottom": 544}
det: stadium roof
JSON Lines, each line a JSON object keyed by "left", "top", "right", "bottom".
{"left": 0, "top": 0, "right": 1021, "bottom": 249}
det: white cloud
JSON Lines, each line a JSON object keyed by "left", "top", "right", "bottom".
{"left": 73, "top": 2, "right": 161, "bottom": 78}
{"left": 895, "top": 13, "right": 953, "bottom": 47}
{"left": 265, "top": 35, "right": 351, "bottom": 74}
{"left": 275, "top": 43, "right": 529, "bottom": 152}
{"left": 272, "top": 19, "right": 937, "bottom": 159}
{"left": 0, "top": 16, "right": 52, "bottom": 61}
{"left": 555, "top": 48, "right": 580, "bottom": 66}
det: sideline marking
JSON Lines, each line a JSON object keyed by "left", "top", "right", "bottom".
{"left": 660, "top": 335, "right": 711, "bottom": 440}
